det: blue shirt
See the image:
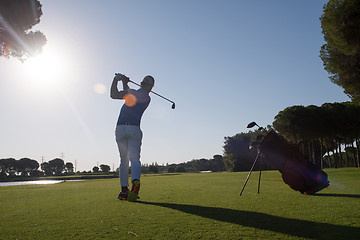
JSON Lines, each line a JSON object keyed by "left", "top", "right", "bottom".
{"left": 117, "top": 88, "right": 151, "bottom": 126}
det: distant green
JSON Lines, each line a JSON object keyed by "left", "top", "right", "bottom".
{"left": 0, "top": 169, "right": 359, "bottom": 239}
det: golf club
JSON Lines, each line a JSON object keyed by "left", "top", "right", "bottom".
{"left": 115, "top": 73, "right": 175, "bottom": 109}
{"left": 240, "top": 121, "right": 265, "bottom": 196}
{"left": 247, "top": 121, "right": 264, "bottom": 131}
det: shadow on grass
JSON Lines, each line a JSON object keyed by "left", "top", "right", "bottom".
{"left": 137, "top": 201, "right": 360, "bottom": 240}
{"left": 311, "top": 193, "right": 360, "bottom": 199}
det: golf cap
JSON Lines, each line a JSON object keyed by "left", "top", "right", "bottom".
{"left": 141, "top": 75, "right": 155, "bottom": 87}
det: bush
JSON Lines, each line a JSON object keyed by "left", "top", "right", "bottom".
{"left": 175, "top": 166, "right": 186, "bottom": 172}
{"left": 168, "top": 167, "right": 176, "bottom": 173}
{"left": 30, "top": 170, "right": 43, "bottom": 177}
{"left": 148, "top": 165, "right": 159, "bottom": 173}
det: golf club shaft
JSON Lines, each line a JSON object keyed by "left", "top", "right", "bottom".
{"left": 128, "top": 80, "right": 175, "bottom": 105}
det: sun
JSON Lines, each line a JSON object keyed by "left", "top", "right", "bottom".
{"left": 23, "top": 44, "right": 69, "bottom": 91}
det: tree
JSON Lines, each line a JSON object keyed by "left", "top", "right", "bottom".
{"left": 16, "top": 158, "right": 39, "bottom": 176}
{"left": 273, "top": 105, "right": 310, "bottom": 142}
{"left": 210, "top": 155, "right": 225, "bottom": 172}
{"left": 41, "top": 162, "right": 52, "bottom": 176}
{"left": 190, "top": 158, "right": 210, "bottom": 172}
{"left": 48, "top": 158, "right": 64, "bottom": 175}
{"left": 92, "top": 166, "right": 99, "bottom": 173}
{"left": 320, "top": 0, "right": 360, "bottom": 102}
{"left": 100, "top": 164, "right": 110, "bottom": 173}
{"left": 273, "top": 102, "right": 360, "bottom": 168}
{"left": 0, "top": 158, "right": 17, "bottom": 176}
{"left": 0, "top": 0, "right": 47, "bottom": 61}
{"left": 273, "top": 105, "right": 324, "bottom": 166}
{"left": 65, "top": 162, "right": 74, "bottom": 173}
{"left": 223, "top": 132, "right": 258, "bottom": 171}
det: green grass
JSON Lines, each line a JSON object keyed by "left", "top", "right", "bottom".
{"left": 0, "top": 169, "right": 359, "bottom": 239}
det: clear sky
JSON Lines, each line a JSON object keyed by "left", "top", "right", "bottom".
{"left": 0, "top": 0, "right": 350, "bottom": 171}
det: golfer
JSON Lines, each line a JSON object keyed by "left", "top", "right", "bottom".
{"left": 110, "top": 73, "right": 154, "bottom": 201}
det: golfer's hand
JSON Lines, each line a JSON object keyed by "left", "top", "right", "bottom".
{"left": 114, "top": 74, "right": 130, "bottom": 83}
{"left": 114, "top": 74, "right": 122, "bottom": 82}
{"left": 121, "top": 75, "right": 130, "bottom": 84}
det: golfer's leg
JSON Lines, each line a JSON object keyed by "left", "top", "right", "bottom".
{"left": 118, "top": 140, "right": 130, "bottom": 187}
{"left": 116, "top": 126, "right": 130, "bottom": 187}
{"left": 129, "top": 127, "right": 143, "bottom": 182}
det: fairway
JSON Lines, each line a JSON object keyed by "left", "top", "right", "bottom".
{"left": 1, "top": 169, "right": 359, "bottom": 239}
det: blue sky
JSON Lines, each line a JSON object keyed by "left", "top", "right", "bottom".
{"left": 0, "top": 0, "right": 350, "bottom": 171}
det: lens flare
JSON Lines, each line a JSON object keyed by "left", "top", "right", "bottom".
{"left": 124, "top": 94, "right": 137, "bottom": 107}
{"left": 94, "top": 83, "right": 106, "bottom": 94}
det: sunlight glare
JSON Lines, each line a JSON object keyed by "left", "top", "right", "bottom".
{"left": 23, "top": 45, "right": 70, "bottom": 91}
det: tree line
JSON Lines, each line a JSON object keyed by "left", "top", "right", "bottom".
{"left": 0, "top": 156, "right": 227, "bottom": 179}
{"left": 92, "top": 165, "right": 111, "bottom": 174}
{"left": 0, "top": 158, "right": 74, "bottom": 179}
{"left": 139, "top": 155, "right": 226, "bottom": 174}
{"left": 0, "top": 158, "right": 112, "bottom": 179}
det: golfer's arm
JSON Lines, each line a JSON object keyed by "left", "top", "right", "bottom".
{"left": 122, "top": 80, "right": 130, "bottom": 91}
{"left": 110, "top": 79, "right": 126, "bottom": 99}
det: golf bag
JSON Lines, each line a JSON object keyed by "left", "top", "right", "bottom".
{"left": 259, "top": 131, "right": 329, "bottom": 194}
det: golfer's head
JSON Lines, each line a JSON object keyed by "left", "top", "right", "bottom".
{"left": 141, "top": 75, "right": 155, "bottom": 91}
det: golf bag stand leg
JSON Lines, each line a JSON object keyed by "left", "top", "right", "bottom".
{"left": 240, "top": 150, "right": 261, "bottom": 196}
{"left": 257, "top": 157, "right": 262, "bottom": 194}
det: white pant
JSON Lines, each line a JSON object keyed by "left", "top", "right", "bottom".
{"left": 115, "top": 125, "right": 142, "bottom": 187}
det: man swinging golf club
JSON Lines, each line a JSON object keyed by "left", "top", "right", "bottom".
{"left": 110, "top": 73, "right": 154, "bottom": 201}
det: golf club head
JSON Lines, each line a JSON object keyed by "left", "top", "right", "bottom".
{"left": 171, "top": 103, "right": 175, "bottom": 109}
{"left": 246, "top": 121, "right": 258, "bottom": 128}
